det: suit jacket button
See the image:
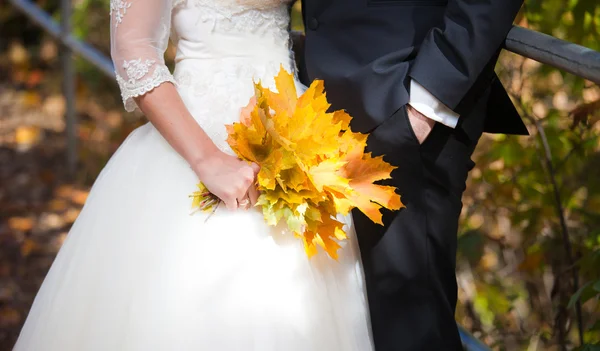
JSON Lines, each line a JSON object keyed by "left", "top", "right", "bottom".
{"left": 307, "top": 17, "right": 319, "bottom": 30}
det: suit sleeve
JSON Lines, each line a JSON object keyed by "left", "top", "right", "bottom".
{"left": 408, "top": 0, "right": 523, "bottom": 116}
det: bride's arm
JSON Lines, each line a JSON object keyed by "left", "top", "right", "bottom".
{"left": 110, "top": 0, "right": 258, "bottom": 209}
{"left": 134, "top": 86, "right": 218, "bottom": 175}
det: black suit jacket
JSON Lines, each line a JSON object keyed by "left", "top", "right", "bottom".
{"left": 298, "top": 0, "right": 528, "bottom": 135}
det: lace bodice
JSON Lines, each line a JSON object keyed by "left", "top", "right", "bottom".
{"left": 110, "top": 0, "right": 293, "bottom": 112}
{"left": 174, "top": 0, "right": 290, "bottom": 41}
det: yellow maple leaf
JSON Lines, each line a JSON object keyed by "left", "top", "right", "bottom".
{"left": 191, "top": 66, "right": 404, "bottom": 259}
{"left": 264, "top": 67, "right": 298, "bottom": 117}
{"left": 304, "top": 211, "right": 345, "bottom": 260}
{"left": 332, "top": 110, "right": 352, "bottom": 130}
{"left": 340, "top": 153, "right": 404, "bottom": 224}
{"left": 307, "top": 158, "right": 349, "bottom": 192}
{"left": 257, "top": 148, "right": 284, "bottom": 191}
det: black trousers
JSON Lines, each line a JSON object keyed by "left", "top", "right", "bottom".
{"left": 352, "top": 97, "right": 487, "bottom": 350}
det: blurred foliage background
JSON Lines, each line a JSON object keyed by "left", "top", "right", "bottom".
{"left": 0, "top": 0, "right": 598, "bottom": 350}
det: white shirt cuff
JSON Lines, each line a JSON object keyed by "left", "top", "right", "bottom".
{"left": 408, "top": 80, "right": 460, "bottom": 129}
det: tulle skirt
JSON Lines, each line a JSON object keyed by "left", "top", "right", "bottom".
{"left": 13, "top": 58, "right": 374, "bottom": 351}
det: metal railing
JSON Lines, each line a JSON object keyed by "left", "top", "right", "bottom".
{"left": 505, "top": 26, "right": 600, "bottom": 83}
{"left": 7, "top": 0, "right": 600, "bottom": 349}
{"left": 8, "top": 0, "right": 114, "bottom": 175}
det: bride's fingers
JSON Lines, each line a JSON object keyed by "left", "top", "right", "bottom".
{"left": 223, "top": 189, "right": 240, "bottom": 210}
{"left": 248, "top": 186, "right": 259, "bottom": 206}
{"left": 224, "top": 196, "right": 238, "bottom": 211}
{"left": 237, "top": 195, "right": 251, "bottom": 210}
{"left": 249, "top": 162, "right": 260, "bottom": 175}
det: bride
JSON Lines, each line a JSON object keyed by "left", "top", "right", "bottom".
{"left": 12, "top": 0, "right": 373, "bottom": 350}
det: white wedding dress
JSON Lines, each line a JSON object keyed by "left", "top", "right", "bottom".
{"left": 13, "top": 0, "right": 373, "bottom": 350}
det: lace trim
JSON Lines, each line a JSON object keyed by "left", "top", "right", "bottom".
{"left": 116, "top": 65, "right": 176, "bottom": 112}
{"left": 110, "top": 0, "right": 132, "bottom": 26}
{"left": 123, "top": 58, "right": 156, "bottom": 81}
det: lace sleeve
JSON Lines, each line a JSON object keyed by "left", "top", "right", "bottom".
{"left": 110, "top": 0, "right": 176, "bottom": 112}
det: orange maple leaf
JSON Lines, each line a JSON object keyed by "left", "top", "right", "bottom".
{"left": 194, "top": 66, "right": 404, "bottom": 259}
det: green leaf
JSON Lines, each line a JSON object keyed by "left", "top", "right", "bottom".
{"left": 578, "top": 249, "right": 600, "bottom": 275}
{"left": 284, "top": 207, "right": 305, "bottom": 233}
{"left": 589, "top": 320, "right": 600, "bottom": 332}
{"left": 457, "top": 230, "right": 485, "bottom": 266}
{"left": 573, "top": 343, "right": 600, "bottom": 351}
{"left": 568, "top": 281, "right": 599, "bottom": 309}
{"left": 593, "top": 279, "right": 600, "bottom": 293}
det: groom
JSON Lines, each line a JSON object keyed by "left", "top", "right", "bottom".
{"left": 296, "top": 0, "right": 527, "bottom": 350}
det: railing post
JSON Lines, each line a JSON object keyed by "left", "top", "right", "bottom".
{"left": 60, "top": 0, "right": 76, "bottom": 176}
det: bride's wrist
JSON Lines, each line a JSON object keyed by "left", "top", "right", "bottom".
{"left": 189, "top": 147, "right": 220, "bottom": 178}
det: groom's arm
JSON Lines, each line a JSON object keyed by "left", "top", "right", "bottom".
{"left": 409, "top": 0, "right": 523, "bottom": 123}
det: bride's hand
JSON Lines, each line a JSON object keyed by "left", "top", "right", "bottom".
{"left": 193, "top": 150, "right": 260, "bottom": 210}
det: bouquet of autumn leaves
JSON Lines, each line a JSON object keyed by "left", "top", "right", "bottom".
{"left": 191, "top": 67, "right": 403, "bottom": 259}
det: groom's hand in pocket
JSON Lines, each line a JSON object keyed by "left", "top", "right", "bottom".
{"left": 406, "top": 104, "right": 436, "bottom": 144}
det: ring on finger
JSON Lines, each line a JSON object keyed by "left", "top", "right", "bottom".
{"left": 238, "top": 197, "right": 250, "bottom": 208}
